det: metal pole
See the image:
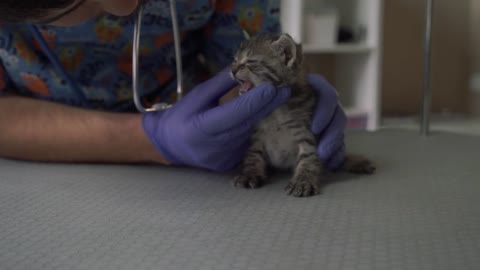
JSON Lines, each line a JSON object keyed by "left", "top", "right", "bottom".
{"left": 170, "top": 0, "right": 184, "bottom": 101}
{"left": 421, "top": 0, "right": 434, "bottom": 136}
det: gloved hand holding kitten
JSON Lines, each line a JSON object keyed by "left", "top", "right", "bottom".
{"left": 142, "top": 71, "right": 346, "bottom": 172}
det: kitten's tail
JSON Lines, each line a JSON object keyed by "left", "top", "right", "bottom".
{"left": 340, "top": 154, "right": 376, "bottom": 174}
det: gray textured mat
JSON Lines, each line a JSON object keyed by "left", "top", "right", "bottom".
{"left": 1, "top": 130, "right": 479, "bottom": 270}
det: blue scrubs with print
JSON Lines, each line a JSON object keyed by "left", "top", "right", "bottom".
{"left": 0, "top": 0, "right": 281, "bottom": 111}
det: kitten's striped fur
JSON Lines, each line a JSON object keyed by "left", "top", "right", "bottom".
{"left": 231, "top": 33, "right": 375, "bottom": 197}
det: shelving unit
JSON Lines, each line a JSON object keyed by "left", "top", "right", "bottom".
{"left": 280, "top": 0, "right": 384, "bottom": 131}
{"left": 303, "top": 43, "right": 374, "bottom": 54}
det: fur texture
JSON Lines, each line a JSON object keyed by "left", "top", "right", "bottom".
{"left": 231, "top": 33, "right": 375, "bottom": 197}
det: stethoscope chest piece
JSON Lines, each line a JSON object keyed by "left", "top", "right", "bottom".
{"left": 152, "top": 102, "right": 173, "bottom": 111}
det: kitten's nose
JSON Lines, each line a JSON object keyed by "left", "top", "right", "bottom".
{"left": 232, "top": 63, "right": 246, "bottom": 76}
{"left": 231, "top": 66, "right": 239, "bottom": 77}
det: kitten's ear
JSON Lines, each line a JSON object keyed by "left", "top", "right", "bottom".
{"left": 271, "top": 33, "right": 298, "bottom": 68}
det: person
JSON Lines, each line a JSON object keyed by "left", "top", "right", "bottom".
{"left": 0, "top": 0, "right": 347, "bottom": 172}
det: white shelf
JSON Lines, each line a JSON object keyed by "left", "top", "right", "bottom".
{"left": 303, "top": 43, "right": 374, "bottom": 54}
{"left": 345, "top": 107, "right": 369, "bottom": 117}
{"left": 281, "top": 0, "right": 384, "bottom": 131}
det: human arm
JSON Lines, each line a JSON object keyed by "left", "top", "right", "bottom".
{"left": 0, "top": 71, "right": 289, "bottom": 170}
{"left": 0, "top": 96, "right": 168, "bottom": 164}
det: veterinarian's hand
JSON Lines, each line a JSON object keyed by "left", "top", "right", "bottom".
{"left": 308, "top": 74, "right": 347, "bottom": 170}
{"left": 142, "top": 71, "right": 291, "bottom": 172}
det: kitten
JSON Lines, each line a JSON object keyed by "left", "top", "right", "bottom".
{"left": 230, "top": 33, "right": 375, "bottom": 197}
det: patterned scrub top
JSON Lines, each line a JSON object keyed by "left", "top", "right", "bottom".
{"left": 0, "top": 0, "right": 281, "bottom": 111}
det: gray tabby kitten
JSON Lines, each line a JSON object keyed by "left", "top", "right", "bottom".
{"left": 230, "top": 33, "right": 375, "bottom": 197}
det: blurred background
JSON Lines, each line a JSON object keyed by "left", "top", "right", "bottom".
{"left": 280, "top": 0, "right": 480, "bottom": 135}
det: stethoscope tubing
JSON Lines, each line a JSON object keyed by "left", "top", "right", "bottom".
{"left": 132, "top": 0, "right": 182, "bottom": 112}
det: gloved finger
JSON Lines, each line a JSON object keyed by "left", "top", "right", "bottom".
{"left": 184, "top": 71, "right": 237, "bottom": 114}
{"left": 195, "top": 135, "right": 250, "bottom": 171}
{"left": 317, "top": 106, "right": 347, "bottom": 162}
{"left": 211, "top": 116, "right": 258, "bottom": 144}
{"left": 326, "top": 143, "right": 346, "bottom": 171}
{"left": 308, "top": 74, "right": 339, "bottom": 135}
{"left": 242, "top": 86, "right": 290, "bottom": 125}
{"left": 195, "top": 84, "right": 291, "bottom": 135}
{"left": 204, "top": 140, "right": 250, "bottom": 172}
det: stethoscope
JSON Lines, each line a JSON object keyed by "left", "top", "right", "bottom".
{"left": 133, "top": 0, "right": 183, "bottom": 112}
{"left": 29, "top": 0, "right": 183, "bottom": 113}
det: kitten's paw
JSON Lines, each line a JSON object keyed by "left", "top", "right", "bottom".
{"left": 344, "top": 155, "right": 376, "bottom": 174}
{"left": 233, "top": 174, "right": 267, "bottom": 189}
{"left": 285, "top": 178, "right": 321, "bottom": 197}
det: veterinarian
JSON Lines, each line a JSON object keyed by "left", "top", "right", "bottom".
{"left": 0, "top": 0, "right": 347, "bottom": 172}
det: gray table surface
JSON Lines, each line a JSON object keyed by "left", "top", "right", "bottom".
{"left": 1, "top": 130, "right": 479, "bottom": 270}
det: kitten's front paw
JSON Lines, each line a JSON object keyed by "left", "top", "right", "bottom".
{"left": 233, "top": 174, "right": 267, "bottom": 189}
{"left": 285, "top": 177, "right": 321, "bottom": 197}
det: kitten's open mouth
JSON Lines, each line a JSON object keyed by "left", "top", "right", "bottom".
{"left": 238, "top": 81, "right": 254, "bottom": 94}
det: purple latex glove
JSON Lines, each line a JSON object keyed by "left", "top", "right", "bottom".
{"left": 308, "top": 74, "right": 347, "bottom": 171}
{"left": 142, "top": 71, "right": 291, "bottom": 172}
